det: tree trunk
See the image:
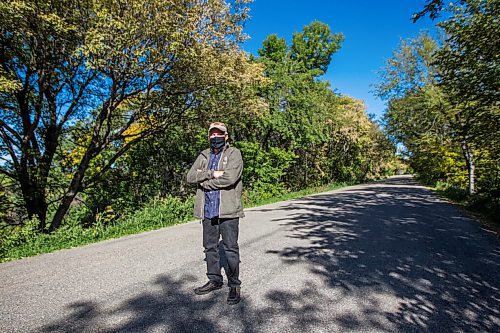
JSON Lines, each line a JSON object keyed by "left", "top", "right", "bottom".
{"left": 20, "top": 182, "right": 48, "bottom": 231}
{"left": 49, "top": 151, "right": 93, "bottom": 232}
{"left": 49, "top": 185, "right": 77, "bottom": 232}
{"left": 17, "top": 153, "right": 48, "bottom": 230}
{"left": 303, "top": 149, "right": 308, "bottom": 186}
{"left": 461, "top": 141, "right": 475, "bottom": 194}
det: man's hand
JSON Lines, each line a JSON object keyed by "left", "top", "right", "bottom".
{"left": 213, "top": 171, "right": 224, "bottom": 178}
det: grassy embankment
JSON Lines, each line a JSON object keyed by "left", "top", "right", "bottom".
{"left": 432, "top": 182, "right": 499, "bottom": 236}
{"left": 0, "top": 181, "right": 354, "bottom": 263}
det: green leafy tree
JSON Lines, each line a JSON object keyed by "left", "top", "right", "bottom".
{"left": 258, "top": 34, "right": 288, "bottom": 66}
{"left": 255, "top": 22, "right": 393, "bottom": 190}
{"left": 411, "top": 0, "right": 499, "bottom": 195}
{"left": 374, "top": 33, "right": 471, "bottom": 188}
{"left": 291, "top": 21, "right": 344, "bottom": 76}
{"left": 375, "top": 32, "right": 439, "bottom": 100}
{"left": 0, "top": 0, "right": 262, "bottom": 231}
{"left": 435, "top": 0, "right": 499, "bottom": 106}
{"left": 376, "top": 28, "right": 499, "bottom": 194}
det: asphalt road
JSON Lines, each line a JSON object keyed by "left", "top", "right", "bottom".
{"left": 1, "top": 175, "right": 499, "bottom": 333}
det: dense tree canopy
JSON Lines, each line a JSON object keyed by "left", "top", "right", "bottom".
{"left": 377, "top": 0, "right": 499, "bottom": 197}
{"left": 0, "top": 0, "right": 262, "bottom": 231}
{"left": 435, "top": 0, "right": 499, "bottom": 106}
{"left": 0, "top": 2, "right": 396, "bottom": 250}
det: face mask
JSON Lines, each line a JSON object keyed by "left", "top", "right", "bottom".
{"left": 210, "top": 136, "right": 226, "bottom": 150}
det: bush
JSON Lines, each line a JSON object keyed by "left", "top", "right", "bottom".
{"left": 433, "top": 181, "right": 499, "bottom": 231}
{"left": 467, "top": 193, "right": 500, "bottom": 222}
{"left": 0, "top": 195, "right": 194, "bottom": 262}
{"left": 238, "top": 141, "right": 296, "bottom": 200}
{"left": 435, "top": 181, "right": 468, "bottom": 201}
{"left": 0, "top": 216, "right": 39, "bottom": 260}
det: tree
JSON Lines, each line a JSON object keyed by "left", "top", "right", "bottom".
{"left": 0, "top": 0, "right": 262, "bottom": 231}
{"left": 375, "top": 28, "right": 499, "bottom": 194}
{"left": 429, "top": 0, "right": 499, "bottom": 193}
{"left": 291, "top": 21, "right": 344, "bottom": 77}
{"left": 375, "top": 32, "right": 439, "bottom": 100}
{"left": 374, "top": 33, "right": 471, "bottom": 188}
{"left": 412, "top": 0, "right": 499, "bottom": 108}
{"left": 258, "top": 34, "right": 288, "bottom": 65}
{"left": 382, "top": 85, "right": 463, "bottom": 185}
{"left": 254, "top": 23, "right": 394, "bottom": 189}
{"left": 435, "top": 0, "right": 499, "bottom": 106}
{"left": 255, "top": 22, "right": 345, "bottom": 188}
{"left": 412, "top": 0, "right": 467, "bottom": 21}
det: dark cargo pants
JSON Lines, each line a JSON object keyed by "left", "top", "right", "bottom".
{"left": 202, "top": 217, "right": 241, "bottom": 287}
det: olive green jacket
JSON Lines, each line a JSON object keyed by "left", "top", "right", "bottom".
{"left": 186, "top": 144, "right": 244, "bottom": 219}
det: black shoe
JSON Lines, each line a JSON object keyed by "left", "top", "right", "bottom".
{"left": 227, "top": 286, "right": 241, "bottom": 305}
{"left": 194, "top": 281, "right": 223, "bottom": 295}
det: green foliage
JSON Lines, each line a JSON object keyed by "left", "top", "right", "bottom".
{"left": 412, "top": 0, "right": 468, "bottom": 21}
{"left": 0, "top": 216, "right": 39, "bottom": 260}
{"left": 238, "top": 141, "right": 296, "bottom": 200}
{"left": 0, "top": 196, "right": 194, "bottom": 262}
{"left": 375, "top": 32, "right": 439, "bottom": 101}
{"left": 434, "top": 181, "right": 499, "bottom": 231}
{"left": 290, "top": 21, "right": 344, "bottom": 76}
{"left": 377, "top": 25, "right": 499, "bottom": 195}
{"left": 406, "top": 133, "right": 466, "bottom": 186}
{"left": 467, "top": 193, "right": 500, "bottom": 220}
{"left": 436, "top": 0, "right": 500, "bottom": 106}
{"left": 434, "top": 181, "right": 469, "bottom": 200}
{"left": 1, "top": 18, "right": 397, "bottom": 261}
{"left": 258, "top": 34, "right": 288, "bottom": 64}
{"left": 378, "top": 1, "right": 499, "bottom": 224}
{"left": 253, "top": 22, "right": 394, "bottom": 191}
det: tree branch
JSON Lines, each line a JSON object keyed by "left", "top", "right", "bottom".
{"left": 59, "top": 71, "right": 97, "bottom": 127}
{"left": 0, "top": 127, "right": 20, "bottom": 171}
{"left": 0, "top": 119, "right": 23, "bottom": 144}
{"left": 0, "top": 167, "right": 17, "bottom": 180}
{"left": 83, "top": 131, "right": 150, "bottom": 188}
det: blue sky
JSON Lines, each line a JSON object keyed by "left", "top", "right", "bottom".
{"left": 241, "top": 0, "right": 437, "bottom": 120}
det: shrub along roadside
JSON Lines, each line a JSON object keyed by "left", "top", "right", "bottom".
{"left": 432, "top": 181, "right": 500, "bottom": 236}
{"left": 0, "top": 196, "right": 194, "bottom": 263}
{"left": 0, "top": 181, "right": 356, "bottom": 263}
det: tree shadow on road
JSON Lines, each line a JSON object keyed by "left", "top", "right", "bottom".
{"left": 36, "top": 177, "right": 500, "bottom": 332}
{"left": 260, "top": 176, "right": 500, "bottom": 332}
{"left": 37, "top": 273, "right": 326, "bottom": 333}
{"left": 38, "top": 274, "right": 216, "bottom": 333}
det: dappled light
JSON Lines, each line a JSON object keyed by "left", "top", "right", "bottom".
{"left": 22, "top": 176, "right": 499, "bottom": 333}
{"left": 259, "top": 176, "right": 499, "bottom": 332}
{"left": 1, "top": 0, "right": 498, "bottom": 331}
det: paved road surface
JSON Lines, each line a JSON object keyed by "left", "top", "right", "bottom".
{"left": 1, "top": 176, "right": 499, "bottom": 332}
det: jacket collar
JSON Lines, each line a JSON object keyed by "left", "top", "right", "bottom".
{"left": 201, "top": 143, "right": 231, "bottom": 158}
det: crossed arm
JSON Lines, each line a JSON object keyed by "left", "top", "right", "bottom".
{"left": 186, "top": 150, "right": 243, "bottom": 190}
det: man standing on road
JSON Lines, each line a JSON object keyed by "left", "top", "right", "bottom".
{"left": 187, "top": 122, "right": 244, "bottom": 305}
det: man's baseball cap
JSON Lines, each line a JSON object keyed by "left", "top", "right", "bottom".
{"left": 208, "top": 122, "right": 228, "bottom": 134}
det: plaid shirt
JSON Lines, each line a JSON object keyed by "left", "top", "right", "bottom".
{"left": 204, "top": 150, "right": 222, "bottom": 219}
